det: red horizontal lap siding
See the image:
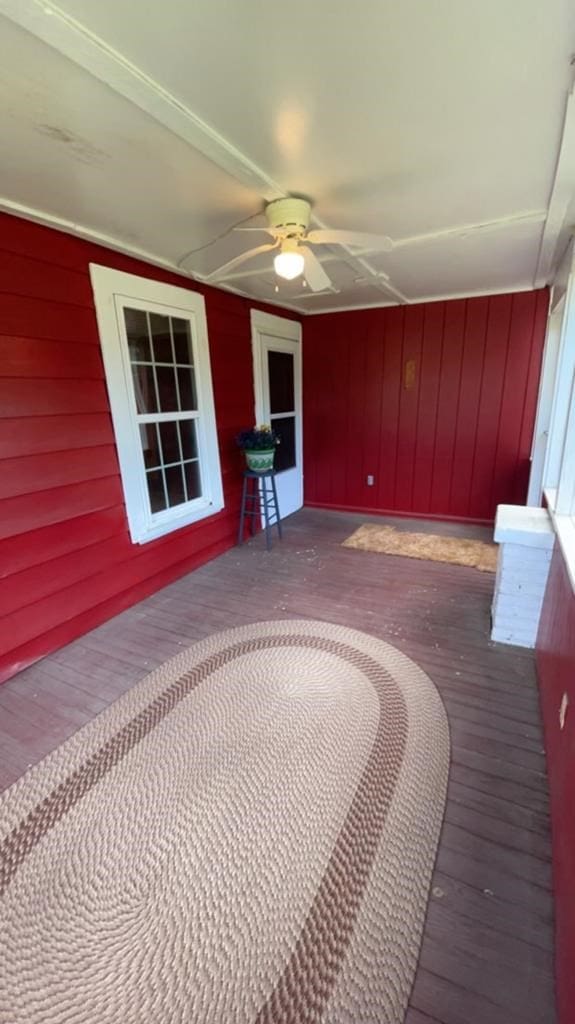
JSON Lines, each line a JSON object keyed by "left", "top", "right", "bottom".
{"left": 0, "top": 211, "right": 300, "bottom": 683}
{"left": 0, "top": 446, "right": 118, "bottom": 500}
{"left": 0, "top": 508, "right": 128, "bottom": 578}
{"left": 536, "top": 545, "right": 575, "bottom": 1024}
{"left": 0, "top": 378, "right": 109, "bottom": 417}
{"left": 0, "top": 414, "right": 114, "bottom": 458}
{"left": 303, "top": 290, "right": 548, "bottom": 522}
{"left": 0, "top": 336, "right": 105, "bottom": 378}
{"left": 0, "top": 478, "right": 123, "bottom": 541}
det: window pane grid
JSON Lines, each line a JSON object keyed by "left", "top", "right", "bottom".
{"left": 127, "top": 310, "right": 196, "bottom": 416}
{"left": 142, "top": 416, "right": 200, "bottom": 513}
{"left": 123, "top": 303, "right": 206, "bottom": 519}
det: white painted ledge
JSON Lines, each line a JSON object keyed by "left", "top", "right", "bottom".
{"left": 491, "top": 505, "right": 554, "bottom": 649}
{"left": 494, "top": 504, "right": 555, "bottom": 549}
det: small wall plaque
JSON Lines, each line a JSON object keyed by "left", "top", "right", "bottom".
{"left": 404, "top": 358, "right": 416, "bottom": 390}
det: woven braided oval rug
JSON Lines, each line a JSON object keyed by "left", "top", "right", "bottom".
{"left": 0, "top": 620, "right": 449, "bottom": 1024}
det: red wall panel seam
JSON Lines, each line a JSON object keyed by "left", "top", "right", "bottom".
{"left": 447, "top": 298, "right": 470, "bottom": 512}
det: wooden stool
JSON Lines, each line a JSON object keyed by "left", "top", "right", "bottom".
{"left": 238, "top": 470, "right": 282, "bottom": 551}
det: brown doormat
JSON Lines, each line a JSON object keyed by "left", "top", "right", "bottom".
{"left": 0, "top": 620, "right": 449, "bottom": 1024}
{"left": 343, "top": 522, "right": 498, "bottom": 572}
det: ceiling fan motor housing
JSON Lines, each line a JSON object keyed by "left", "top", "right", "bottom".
{"left": 265, "top": 197, "right": 311, "bottom": 238}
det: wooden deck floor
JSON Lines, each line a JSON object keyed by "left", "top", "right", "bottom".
{"left": 0, "top": 508, "right": 555, "bottom": 1024}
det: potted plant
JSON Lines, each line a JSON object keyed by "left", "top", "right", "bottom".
{"left": 236, "top": 424, "right": 280, "bottom": 472}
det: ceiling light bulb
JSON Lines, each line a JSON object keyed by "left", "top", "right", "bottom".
{"left": 274, "top": 249, "right": 304, "bottom": 280}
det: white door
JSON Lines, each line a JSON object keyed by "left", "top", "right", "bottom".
{"left": 251, "top": 310, "right": 303, "bottom": 518}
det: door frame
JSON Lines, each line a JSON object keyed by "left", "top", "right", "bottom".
{"left": 250, "top": 308, "right": 303, "bottom": 510}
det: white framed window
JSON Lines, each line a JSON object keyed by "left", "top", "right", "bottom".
{"left": 90, "top": 265, "right": 224, "bottom": 544}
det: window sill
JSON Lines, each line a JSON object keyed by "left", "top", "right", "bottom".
{"left": 132, "top": 499, "right": 224, "bottom": 545}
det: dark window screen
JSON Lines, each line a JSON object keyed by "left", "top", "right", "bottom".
{"left": 268, "top": 350, "right": 295, "bottom": 414}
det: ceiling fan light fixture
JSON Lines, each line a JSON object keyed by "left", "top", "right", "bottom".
{"left": 274, "top": 248, "right": 305, "bottom": 280}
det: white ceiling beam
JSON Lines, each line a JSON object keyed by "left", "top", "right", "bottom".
{"left": 303, "top": 282, "right": 539, "bottom": 315}
{"left": 393, "top": 210, "right": 547, "bottom": 250}
{"left": 534, "top": 82, "right": 575, "bottom": 287}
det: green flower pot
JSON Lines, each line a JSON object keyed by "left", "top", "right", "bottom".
{"left": 244, "top": 448, "right": 275, "bottom": 472}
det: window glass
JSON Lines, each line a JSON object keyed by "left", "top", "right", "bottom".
{"left": 149, "top": 313, "right": 173, "bottom": 363}
{"left": 272, "top": 415, "right": 296, "bottom": 472}
{"left": 172, "top": 318, "right": 193, "bottom": 364}
{"left": 125, "top": 309, "right": 150, "bottom": 362}
{"left": 146, "top": 470, "right": 166, "bottom": 513}
{"left": 159, "top": 421, "right": 180, "bottom": 464}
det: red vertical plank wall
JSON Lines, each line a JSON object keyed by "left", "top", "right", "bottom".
{"left": 536, "top": 546, "right": 575, "bottom": 1024}
{"left": 303, "top": 290, "right": 549, "bottom": 523}
{"left": 0, "top": 212, "right": 299, "bottom": 684}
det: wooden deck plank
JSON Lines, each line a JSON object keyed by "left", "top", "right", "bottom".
{"left": 0, "top": 507, "right": 556, "bottom": 1023}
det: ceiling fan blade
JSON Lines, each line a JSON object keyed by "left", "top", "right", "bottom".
{"left": 300, "top": 246, "right": 332, "bottom": 292}
{"left": 306, "top": 229, "right": 394, "bottom": 252}
{"left": 204, "top": 242, "right": 277, "bottom": 280}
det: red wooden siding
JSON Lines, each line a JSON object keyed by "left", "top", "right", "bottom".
{"left": 303, "top": 290, "right": 549, "bottom": 522}
{"left": 0, "top": 212, "right": 297, "bottom": 684}
{"left": 536, "top": 545, "right": 575, "bottom": 1024}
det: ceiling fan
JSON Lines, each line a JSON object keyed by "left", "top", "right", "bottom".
{"left": 204, "top": 197, "right": 394, "bottom": 292}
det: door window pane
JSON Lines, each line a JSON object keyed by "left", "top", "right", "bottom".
{"left": 124, "top": 308, "right": 151, "bottom": 362}
{"left": 268, "top": 350, "right": 295, "bottom": 414}
{"left": 273, "top": 415, "right": 296, "bottom": 472}
{"left": 131, "top": 364, "right": 158, "bottom": 413}
{"left": 149, "top": 313, "right": 173, "bottom": 363}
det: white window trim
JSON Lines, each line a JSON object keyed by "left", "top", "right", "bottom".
{"left": 540, "top": 243, "right": 575, "bottom": 501}
{"left": 527, "top": 298, "right": 564, "bottom": 505}
{"left": 545, "top": 497, "right": 575, "bottom": 593}
{"left": 250, "top": 309, "right": 304, "bottom": 517}
{"left": 90, "top": 264, "right": 224, "bottom": 544}
{"left": 541, "top": 239, "right": 575, "bottom": 594}
{"left": 250, "top": 308, "right": 302, "bottom": 422}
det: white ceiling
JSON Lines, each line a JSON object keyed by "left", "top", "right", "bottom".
{"left": 1, "top": 0, "right": 575, "bottom": 313}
